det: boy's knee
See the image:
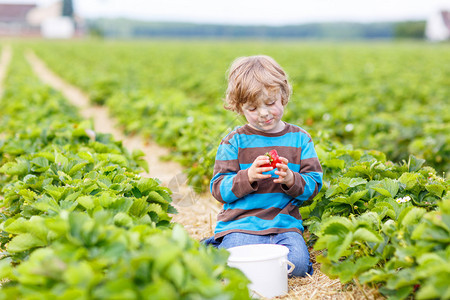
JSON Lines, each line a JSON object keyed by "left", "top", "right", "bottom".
{"left": 287, "top": 252, "right": 313, "bottom": 277}
{"left": 289, "top": 260, "right": 313, "bottom": 277}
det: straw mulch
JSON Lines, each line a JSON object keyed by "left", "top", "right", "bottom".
{"left": 171, "top": 192, "right": 385, "bottom": 300}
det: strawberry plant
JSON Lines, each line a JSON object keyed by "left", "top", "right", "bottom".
{"left": 0, "top": 48, "right": 251, "bottom": 299}
{"left": 0, "top": 213, "right": 250, "bottom": 299}
{"left": 300, "top": 139, "right": 448, "bottom": 299}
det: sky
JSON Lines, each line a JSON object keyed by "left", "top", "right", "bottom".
{"left": 3, "top": 0, "right": 450, "bottom": 25}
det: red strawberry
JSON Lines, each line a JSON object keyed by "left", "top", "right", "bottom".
{"left": 262, "top": 149, "right": 281, "bottom": 168}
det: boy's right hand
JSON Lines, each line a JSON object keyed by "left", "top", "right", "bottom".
{"left": 248, "top": 155, "right": 273, "bottom": 184}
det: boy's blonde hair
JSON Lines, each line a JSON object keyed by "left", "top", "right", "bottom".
{"left": 224, "top": 55, "right": 292, "bottom": 114}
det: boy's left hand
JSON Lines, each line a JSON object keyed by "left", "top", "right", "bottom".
{"left": 273, "top": 157, "right": 294, "bottom": 188}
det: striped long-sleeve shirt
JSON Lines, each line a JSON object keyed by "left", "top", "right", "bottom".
{"left": 210, "top": 122, "right": 323, "bottom": 239}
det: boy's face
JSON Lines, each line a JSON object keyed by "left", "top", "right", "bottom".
{"left": 242, "top": 89, "right": 285, "bottom": 133}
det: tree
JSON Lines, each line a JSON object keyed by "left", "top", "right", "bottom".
{"left": 394, "top": 21, "right": 426, "bottom": 39}
{"left": 62, "top": 0, "right": 74, "bottom": 18}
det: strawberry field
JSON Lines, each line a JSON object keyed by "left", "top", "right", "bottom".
{"left": 1, "top": 40, "right": 449, "bottom": 299}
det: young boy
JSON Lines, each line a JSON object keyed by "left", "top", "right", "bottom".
{"left": 206, "top": 55, "right": 323, "bottom": 277}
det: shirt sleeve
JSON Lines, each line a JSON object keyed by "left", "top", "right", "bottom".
{"left": 210, "top": 137, "right": 257, "bottom": 204}
{"left": 281, "top": 136, "right": 323, "bottom": 206}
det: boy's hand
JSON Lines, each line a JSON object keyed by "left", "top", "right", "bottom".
{"left": 248, "top": 155, "right": 273, "bottom": 184}
{"left": 273, "top": 157, "right": 295, "bottom": 188}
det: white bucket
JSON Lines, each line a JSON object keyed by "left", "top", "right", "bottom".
{"left": 227, "top": 244, "right": 295, "bottom": 298}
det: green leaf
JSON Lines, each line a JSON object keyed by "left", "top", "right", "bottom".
{"left": 30, "top": 157, "right": 49, "bottom": 172}
{"left": 163, "top": 261, "right": 185, "bottom": 289}
{"left": 372, "top": 178, "right": 399, "bottom": 198}
{"left": 398, "top": 207, "right": 426, "bottom": 228}
{"left": 55, "top": 151, "right": 69, "bottom": 168}
{"left": 408, "top": 155, "right": 425, "bottom": 172}
{"left": 324, "top": 159, "right": 345, "bottom": 170}
{"left": 147, "top": 191, "right": 170, "bottom": 208}
{"left": 113, "top": 212, "right": 133, "bottom": 227}
{"left": 320, "top": 217, "right": 353, "bottom": 237}
{"left": 44, "top": 184, "right": 66, "bottom": 201}
{"left": 77, "top": 151, "right": 95, "bottom": 163}
{"left": 0, "top": 159, "right": 29, "bottom": 176}
{"left": 0, "top": 258, "right": 14, "bottom": 279}
{"left": 105, "top": 154, "right": 129, "bottom": 167}
{"left": 372, "top": 202, "right": 396, "bottom": 219}
{"left": 129, "top": 198, "right": 148, "bottom": 218}
{"left": 172, "top": 224, "right": 189, "bottom": 249}
{"left": 425, "top": 184, "right": 445, "bottom": 198}
{"left": 63, "top": 262, "right": 94, "bottom": 288}
{"left": 348, "top": 177, "right": 368, "bottom": 187}
{"left": 330, "top": 256, "right": 380, "bottom": 284}
{"left": 7, "top": 233, "right": 47, "bottom": 252}
{"left": 137, "top": 177, "right": 159, "bottom": 194}
{"left": 68, "top": 161, "right": 88, "bottom": 176}
{"left": 348, "top": 190, "right": 368, "bottom": 205}
{"left": 359, "top": 268, "right": 391, "bottom": 284}
{"left": 353, "top": 227, "right": 383, "bottom": 243}
{"left": 32, "top": 195, "right": 61, "bottom": 213}
{"left": 398, "top": 173, "right": 420, "bottom": 190}
{"left": 76, "top": 195, "right": 95, "bottom": 210}
{"left": 4, "top": 217, "right": 29, "bottom": 234}
{"left": 19, "top": 189, "right": 38, "bottom": 203}
{"left": 139, "top": 278, "right": 177, "bottom": 300}
{"left": 327, "top": 233, "right": 353, "bottom": 261}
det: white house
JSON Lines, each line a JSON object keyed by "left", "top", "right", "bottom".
{"left": 27, "top": 1, "right": 75, "bottom": 38}
{"left": 426, "top": 10, "right": 450, "bottom": 41}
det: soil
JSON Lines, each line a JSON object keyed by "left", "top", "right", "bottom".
{"left": 0, "top": 45, "right": 12, "bottom": 98}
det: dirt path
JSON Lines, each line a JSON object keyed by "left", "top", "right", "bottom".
{"left": 0, "top": 45, "right": 13, "bottom": 204}
{"left": 25, "top": 50, "right": 221, "bottom": 240}
{"left": 0, "top": 45, "right": 12, "bottom": 98}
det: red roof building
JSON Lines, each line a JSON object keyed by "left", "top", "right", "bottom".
{"left": 0, "top": 3, "right": 39, "bottom": 36}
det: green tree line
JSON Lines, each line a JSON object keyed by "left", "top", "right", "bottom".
{"left": 87, "top": 19, "right": 426, "bottom": 39}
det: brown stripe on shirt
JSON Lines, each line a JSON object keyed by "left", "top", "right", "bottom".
{"left": 211, "top": 176, "right": 225, "bottom": 203}
{"left": 307, "top": 183, "right": 319, "bottom": 201}
{"left": 282, "top": 172, "right": 306, "bottom": 199}
{"left": 242, "top": 123, "right": 308, "bottom": 137}
{"left": 255, "top": 178, "right": 284, "bottom": 194}
{"left": 220, "top": 130, "right": 239, "bottom": 145}
{"left": 213, "top": 159, "right": 240, "bottom": 175}
{"left": 215, "top": 227, "right": 303, "bottom": 239}
{"left": 231, "top": 169, "right": 258, "bottom": 198}
{"left": 238, "top": 146, "right": 302, "bottom": 165}
{"left": 300, "top": 157, "right": 323, "bottom": 173}
{"left": 217, "top": 202, "right": 301, "bottom": 222}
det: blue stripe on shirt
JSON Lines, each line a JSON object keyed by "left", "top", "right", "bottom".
{"left": 240, "top": 162, "right": 300, "bottom": 173}
{"left": 218, "top": 175, "right": 239, "bottom": 202}
{"left": 215, "top": 214, "right": 304, "bottom": 234}
{"left": 223, "top": 193, "right": 292, "bottom": 211}
{"left": 216, "top": 144, "right": 238, "bottom": 161}
{"left": 301, "top": 143, "right": 319, "bottom": 160}
{"left": 228, "top": 132, "right": 309, "bottom": 149}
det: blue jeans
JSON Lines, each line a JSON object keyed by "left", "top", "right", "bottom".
{"left": 203, "top": 232, "right": 313, "bottom": 277}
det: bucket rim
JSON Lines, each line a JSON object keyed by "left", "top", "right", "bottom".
{"left": 227, "top": 244, "right": 289, "bottom": 263}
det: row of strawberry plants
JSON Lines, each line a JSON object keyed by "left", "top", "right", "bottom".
{"left": 27, "top": 40, "right": 450, "bottom": 185}
{"left": 301, "top": 139, "right": 449, "bottom": 299}
{"left": 0, "top": 49, "right": 250, "bottom": 298}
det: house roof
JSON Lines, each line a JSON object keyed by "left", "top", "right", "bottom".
{"left": 0, "top": 4, "right": 37, "bottom": 23}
